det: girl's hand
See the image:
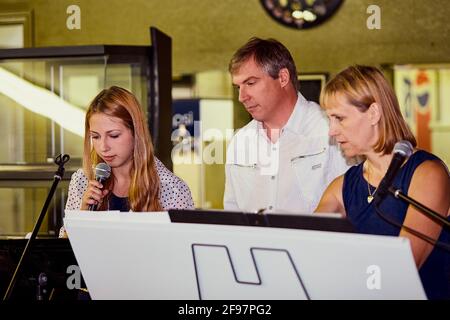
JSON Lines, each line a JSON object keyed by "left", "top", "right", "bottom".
{"left": 81, "top": 180, "right": 109, "bottom": 210}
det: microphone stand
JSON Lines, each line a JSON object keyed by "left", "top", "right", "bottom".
{"left": 3, "top": 154, "right": 70, "bottom": 301}
{"left": 389, "top": 186, "right": 450, "bottom": 229}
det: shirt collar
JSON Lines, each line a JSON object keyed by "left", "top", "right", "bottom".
{"left": 282, "top": 92, "right": 308, "bottom": 135}
{"left": 252, "top": 92, "right": 309, "bottom": 138}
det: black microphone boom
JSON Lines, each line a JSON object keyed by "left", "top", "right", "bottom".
{"left": 373, "top": 140, "right": 413, "bottom": 206}
{"left": 88, "top": 162, "right": 111, "bottom": 211}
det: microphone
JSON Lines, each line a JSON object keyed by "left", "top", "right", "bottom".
{"left": 88, "top": 162, "right": 111, "bottom": 211}
{"left": 373, "top": 140, "right": 413, "bottom": 206}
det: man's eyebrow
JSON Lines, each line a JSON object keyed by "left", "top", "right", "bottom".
{"left": 243, "top": 76, "right": 259, "bottom": 83}
{"left": 233, "top": 76, "right": 259, "bottom": 86}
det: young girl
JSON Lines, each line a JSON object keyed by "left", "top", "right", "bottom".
{"left": 64, "top": 86, "right": 194, "bottom": 214}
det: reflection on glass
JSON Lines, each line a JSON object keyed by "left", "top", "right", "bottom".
{"left": 0, "top": 57, "right": 147, "bottom": 165}
{"left": 0, "top": 51, "right": 149, "bottom": 236}
{"left": 0, "top": 66, "right": 85, "bottom": 136}
{"left": 0, "top": 183, "right": 68, "bottom": 237}
{"left": 0, "top": 57, "right": 106, "bottom": 164}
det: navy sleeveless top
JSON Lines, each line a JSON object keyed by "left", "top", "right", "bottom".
{"left": 108, "top": 193, "right": 129, "bottom": 211}
{"left": 343, "top": 150, "right": 450, "bottom": 300}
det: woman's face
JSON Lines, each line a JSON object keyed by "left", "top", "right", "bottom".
{"left": 325, "top": 93, "right": 379, "bottom": 158}
{"left": 89, "top": 113, "right": 134, "bottom": 169}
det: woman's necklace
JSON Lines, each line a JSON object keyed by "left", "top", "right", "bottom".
{"left": 365, "top": 162, "right": 378, "bottom": 204}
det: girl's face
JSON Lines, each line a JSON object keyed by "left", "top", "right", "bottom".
{"left": 89, "top": 113, "right": 134, "bottom": 169}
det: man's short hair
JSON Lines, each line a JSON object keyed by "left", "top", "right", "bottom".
{"left": 229, "top": 37, "right": 299, "bottom": 90}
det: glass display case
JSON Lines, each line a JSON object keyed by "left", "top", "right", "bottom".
{"left": 0, "top": 27, "right": 172, "bottom": 237}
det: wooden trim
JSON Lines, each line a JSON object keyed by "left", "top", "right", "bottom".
{"left": 0, "top": 45, "right": 150, "bottom": 59}
{"left": 0, "top": 11, "right": 33, "bottom": 47}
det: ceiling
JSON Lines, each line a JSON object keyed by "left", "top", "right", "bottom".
{"left": 1, "top": 0, "right": 450, "bottom": 76}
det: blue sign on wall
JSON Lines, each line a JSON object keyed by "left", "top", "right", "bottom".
{"left": 172, "top": 99, "right": 200, "bottom": 137}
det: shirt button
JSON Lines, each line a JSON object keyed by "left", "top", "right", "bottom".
{"left": 271, "top": 176, "right": 275, "bottom": 180}
{"left": 269, "top": 206, "right": 273, "bottom": 210}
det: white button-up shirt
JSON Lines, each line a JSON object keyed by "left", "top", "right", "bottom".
{"left": 224, "top": 93, "right": 352, "bottom": 214}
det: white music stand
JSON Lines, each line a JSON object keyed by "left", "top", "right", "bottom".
{"left": 64, "top": 210, "right": 426, "bottom": 300}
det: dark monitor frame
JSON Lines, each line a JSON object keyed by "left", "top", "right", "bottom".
{"left": 168, "top": 209, "right": 354, "bottom": 233}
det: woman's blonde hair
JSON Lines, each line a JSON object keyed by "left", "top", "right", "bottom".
{"left": 320, "top": 65, "right": 416, "bottom": 154}
{"left": 83, "top": 86, "right": 162, "bottom": 211}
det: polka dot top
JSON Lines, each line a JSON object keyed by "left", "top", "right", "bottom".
{"left": 64, "top": 157, "right": 195, "bottom": 211}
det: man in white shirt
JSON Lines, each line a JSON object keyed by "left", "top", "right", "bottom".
{"left": 224, "top": 37, "right": 351, "bottom": 214}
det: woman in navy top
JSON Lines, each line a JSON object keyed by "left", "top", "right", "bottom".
{"left": 315, "top": 65, "right": 450, "bottom": 299}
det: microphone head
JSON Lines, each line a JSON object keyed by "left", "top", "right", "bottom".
{"left": 94, "top": 162, "right": 111, "bottom": 181}
{"left": 393, "top": 140, "right": 413, "bottom": 158}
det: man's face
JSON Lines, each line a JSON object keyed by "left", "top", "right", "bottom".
{"left": 232, "top": 58, "right": 285, "bottom": 123}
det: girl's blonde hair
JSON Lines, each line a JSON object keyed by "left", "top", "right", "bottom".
{"left": 83, "top": 86, "right": 162, "bottom": 211}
